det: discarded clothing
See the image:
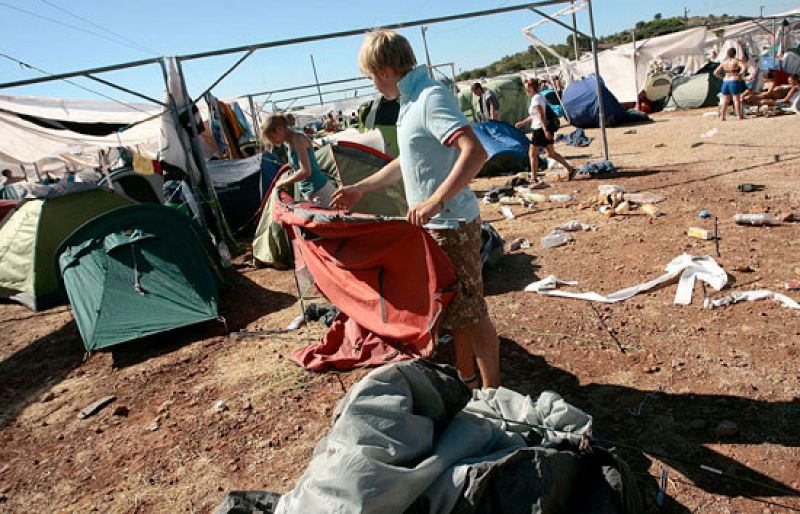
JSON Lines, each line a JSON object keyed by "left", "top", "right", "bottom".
{"left": 482, "top": 184, "right": 514, "bottom": 203}
{"left": 271, "top": 360, "right": 641, "bottom": 514}
{"left": 555, "top": 128, "right": 594, "bottom": 147}
{"left": 577, "top": 160, "right": 616, "bottom": 177}
{"left": 525, "top": 254, "right": 727, "bottom": 305}
{"left": 304, "top": 303, "right": 340, "bottom": 326}
{"left": 704, "top": 290, "right": 800, "bottom": 310}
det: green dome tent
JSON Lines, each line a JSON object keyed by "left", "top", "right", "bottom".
{"left": 0, "top": 187, "right": 132, "bottom": 310}
{"left": 665, "top": 72, "right": 722, "bottom": 110}
{"left": 58, "top": 204, "right": 220, "bottom": 352}
{"left": 459, "top": 76, "right": 530, "bottom": 125}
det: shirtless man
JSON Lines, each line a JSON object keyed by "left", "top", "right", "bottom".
{"left": 714, "top": 48, "right": 747, "bottom": 120}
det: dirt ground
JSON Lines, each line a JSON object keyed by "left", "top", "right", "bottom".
{"left": 1, "top": 108, "right": 799, "bottom": 513}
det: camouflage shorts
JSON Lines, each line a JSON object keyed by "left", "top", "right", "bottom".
{"left": 427, "top": 220, "right": 489, "bottom": 330}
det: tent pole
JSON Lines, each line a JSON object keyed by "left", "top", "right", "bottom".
{"left": 631, "top": 29, "right": 639, "bottom": 111}
{"left": 310, "top": 54, "right": 324, "bottom": 106}
{"left": 586, "top": 0, "right": 609, "bottom": 161}
{"left": 173, "top": 58, "right": 235, "bottom": 264}
{"left": 571, "top": 1, "right": 579, "bottom": 59}
{"left": 247, "top": 95, "right": 261, "bottom": 150}
{"left": 192, "top": 50, "right": 255, "bottom": 104}
{"left": 421, "top": 26, "right": 434, "bottom": 79}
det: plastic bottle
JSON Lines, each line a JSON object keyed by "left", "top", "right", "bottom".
{"left": 733, "top": 214, "right": 780, "bottom": 226}
{"left": 548, "top": 194, "right": 573, "bottom": 202}
{"left": 523, "top": 193, "right": 548, "bottom": 203}
{"left": 541, "top": 233, "right": 571, "bottom": 248}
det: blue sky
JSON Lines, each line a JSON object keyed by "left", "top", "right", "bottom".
{"left": 0, "top": 0, "right": 795, "bottom": 106}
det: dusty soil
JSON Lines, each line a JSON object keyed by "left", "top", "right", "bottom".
{"left": 1, "top": 109, "right": 799, "bottom": 513}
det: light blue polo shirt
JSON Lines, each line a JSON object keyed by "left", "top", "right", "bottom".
{"left": 397, "top": 66, "right": 480, "bottom": 229}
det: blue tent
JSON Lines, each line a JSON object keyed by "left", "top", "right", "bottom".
{"left": 471, "top": 121, "right": 530, "bottom": 176}
{"left": 206, "top": 151, "right": 281, "bottom": 235}
{"left": 562, "top": 75, "right": 647, "bottom": 128}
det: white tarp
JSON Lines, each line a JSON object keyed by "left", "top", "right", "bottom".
{"left": 568, "top": 26, "right": 708, "bottom": 103}
{"left": 525, "top": 254, "right": 727, "bottom": 305}
{"left": 0, "top": 94, "right": 162, "bottom": 164}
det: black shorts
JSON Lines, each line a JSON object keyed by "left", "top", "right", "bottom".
{"left": 531, "top": 128, "right": 553, "bottom": 146}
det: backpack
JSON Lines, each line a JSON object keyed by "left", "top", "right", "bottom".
{"left": 545, "top": 103, "right": 561, "bottom": 132}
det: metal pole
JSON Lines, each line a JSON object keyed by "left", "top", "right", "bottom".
{"left": 586, "top": 0, "right": 609, "bottom": 160}
{"left": 310, "top": 54, "right": 324, "bottom": 106}
{"left": 247, "top": 94, "right": 261, "bottom": 148}
{"left": 772, "top": 18, "right": 777, "bottom": 58}
{"left": 421, "top": 26, "right": 434, "bottom": 78}
{"left": 631, "top": 29, "right": 639, "bottom": 111}
{"left": 571, "top": 0, "right": 580, "bottom": 59}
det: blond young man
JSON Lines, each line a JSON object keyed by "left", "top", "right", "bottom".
{"left": 331, "top": 30, "right": 500, "bottom": 388}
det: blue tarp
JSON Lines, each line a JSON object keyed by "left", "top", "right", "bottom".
{"left": 472, "top": 121, "right": 530, "bottom": 176}
{"left": 562, "top": 75, "right": 647, "bottom": 128}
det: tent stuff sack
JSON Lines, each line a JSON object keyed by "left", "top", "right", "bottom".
{"left": 471, "top": 120, "right": 531, "bottom": 176}
{"left": 275, "top": 197, "right": 457, "bottom": 371}
{"left": 562, "top": 75, "right": 648, "bottom": 128}
{"left": 255, "top": 360, "right": 642, "bottom": 514}
{"left": 206, "top": 151, "right": 281, "bottom": 236}
{"left": 0, "top": 186, "right": 132, "bottom": 310}
{"left": 58, "top": 204, "right": 221, "bottom": 351}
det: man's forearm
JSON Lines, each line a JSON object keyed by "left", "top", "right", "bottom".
{"left": 430, "top": 132, "right": 486, "bottom": 206}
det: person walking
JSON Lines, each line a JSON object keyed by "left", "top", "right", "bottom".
{"left": 515, "top": 78, "right": 575, "bottom": 181}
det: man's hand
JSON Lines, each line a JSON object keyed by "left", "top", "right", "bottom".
{"left": 406, "top": 198, "right": 442, "bottom": 226}
{"left": 330, "top": 185, "right": 364, "bottom": 211}
{"left": 545, "top": 130, "right": 553, "bottom": 141}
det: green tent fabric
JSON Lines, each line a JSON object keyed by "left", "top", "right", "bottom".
{"left": 459, "top": 76, "right": 530, "bottom": 125}
{"left": 665, "top": 73, "right": 722, "bottom": 110}
{"left": 252, "top": 142, "right": 407, "bottom": 267}
{"left": 58, "top": 204, "right": 220, "bottom": 351}
{"left": 0, "top": 188, "right": 132, "bottom": 310}
{"left": 316, "top": 143, "right": 407, "bottom": 216}
{"left": 252, "top": 189, "right": 293, "bottom": 268}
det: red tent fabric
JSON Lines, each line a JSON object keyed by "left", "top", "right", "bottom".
{"left": 276, "top": 197, "right": 456, "bottom": 371}
{"left": 0, "top": 200, "right": 18, "bottom": 224}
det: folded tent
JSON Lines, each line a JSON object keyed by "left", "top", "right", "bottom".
{"left": 0, "top": 185, "right": 132, "bottom": 310}
{"left": 58, "top": 204, "right": 220, "bottom": 351}
{"left": 471, "top": 120, "right": 530, "bottom": 176}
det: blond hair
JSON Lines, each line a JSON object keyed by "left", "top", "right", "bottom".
{"left": 260, "top": 113, "right": 289, "bottom": 144}
{"left": 358, "top": 29, "right": 416, "bottom": 76}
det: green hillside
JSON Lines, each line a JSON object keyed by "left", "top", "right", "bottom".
{"left": 456, "top": 13, "right": 749, "bottom": 81}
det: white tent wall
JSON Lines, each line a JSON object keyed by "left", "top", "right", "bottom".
{"left": 0, "top": 94, "right": 162, "bottom": 165}
{"left": 567, "top": 26, "right": 708, "bottom": 104}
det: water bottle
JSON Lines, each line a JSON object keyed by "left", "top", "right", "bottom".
{"left": 733, "top": 214, "right": 780, "bottom": 226}
{"left": 541, "top": 233, "right": 571, "bottom": 248}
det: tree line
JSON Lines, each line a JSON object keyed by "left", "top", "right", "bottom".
{"left": 455, "top": 13, "right": 747, "bottom": 81}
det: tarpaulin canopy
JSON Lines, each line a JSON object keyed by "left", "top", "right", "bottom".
{"left": 0, "top": 94, "right": 162, "bottom": 164}
{"left": 275, "top": 198, "right": 457, "bottom": 371}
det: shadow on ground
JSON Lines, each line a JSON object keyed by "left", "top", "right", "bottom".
{"left": 499, "top": 336, "right": 800, "bottom": 513}
{"left": 0, "top": 272, "right": 296, "bottom": 429}
{"left": 484, "top": 253, "right": 539, "bottom": 297}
